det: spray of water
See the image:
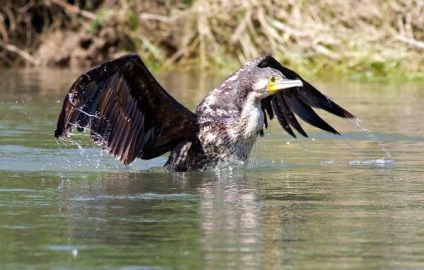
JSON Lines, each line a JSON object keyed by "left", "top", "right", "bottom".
{"left": 247, "top": 140, "right": 259, "bottom": 167}
{"left": 343, "top": 117, "right": 394, "bottom": 166}
{"left": 348, "top": 118, "right": 392, "bottom": 158}
{"left": 279, "top": 117, "right": 395, "bottom": 167}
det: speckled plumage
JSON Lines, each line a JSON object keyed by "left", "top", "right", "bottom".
{"left": 55, "top": 54, "right": 354, "bottom": 172}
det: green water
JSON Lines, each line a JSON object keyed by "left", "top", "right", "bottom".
{"left": 0, "top": 68, "right": 423, "bottom": 269}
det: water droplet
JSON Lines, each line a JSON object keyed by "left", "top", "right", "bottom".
{"left": 348, "top": 118, "right": 392, "bottom": 159}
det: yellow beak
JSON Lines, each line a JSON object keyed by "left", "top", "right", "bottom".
{"left": 267, "top": 79, "right": 303, "bottom": 94}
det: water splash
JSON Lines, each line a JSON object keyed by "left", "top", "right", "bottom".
{"left": 53, "top": 135, "right": 115, "bottom": 171}
{"left": 248, "top": 141, "right": 259, "bottom": 166}
{"left": 348, "top": 158, "right": 395, "bottom": 166}
{"left": 319, "top": 117, "right": 395, "bottom": 167}
{"left": 348, "top": 118, "right": 392, "bottom": 159}
{"left": 67, "top": 137, "right": 86, "bottom": 156}
{"left": 51, "top": 135, "right": 166, "bottom": 172}
{"left": 296, "top": 140, "right": 314, "bottom": 155}
{"left": 321, "top": 158, "right": 395, "bottom": 167}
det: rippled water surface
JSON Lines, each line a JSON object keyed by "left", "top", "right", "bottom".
{"left": 0, "top": 68, "right": 423, "bottom": 269}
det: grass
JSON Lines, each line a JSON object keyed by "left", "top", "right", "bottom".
{"left": 0, "top": 0, "right": 423, "bottom": 79}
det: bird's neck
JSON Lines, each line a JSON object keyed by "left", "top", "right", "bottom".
{"left": 231, "top": 99, "right": 264, "bottom": 140}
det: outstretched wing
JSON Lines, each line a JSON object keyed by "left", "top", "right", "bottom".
{"left": 258, "top": 55, "right": 354, "bottom": 138}
{"left": 55, "top": 54, "right": 198, "bottom": 165}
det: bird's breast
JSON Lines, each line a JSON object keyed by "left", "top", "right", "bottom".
{"left": 197, "top": 102, "right": 264, "bottom": 165}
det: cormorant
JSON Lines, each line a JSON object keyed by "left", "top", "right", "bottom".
{"left": 54, "top": 54, "right": 354, "bottom": 171}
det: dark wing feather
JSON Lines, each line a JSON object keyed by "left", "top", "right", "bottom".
{"left": 270, "top": 95, "right": 296, "bottom": 138}
{"left": 55, "top": 54, "right": 198, "bottom": 165}
{"left": 283, "top": 91, "right": 339, "bottom": 135}
{"left": 277, "top": 93, "right": 308, "bottom": 137}
{"left": 258, "top": 55, "right": 354, "bottom": 138}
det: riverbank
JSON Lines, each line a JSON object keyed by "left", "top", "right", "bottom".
{"left": 1, "top": 0, "right": 423, "bottom": 79}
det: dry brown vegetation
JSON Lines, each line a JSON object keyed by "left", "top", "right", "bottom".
{"left": 1, "top": 0, "right": 423, "bottom": 78}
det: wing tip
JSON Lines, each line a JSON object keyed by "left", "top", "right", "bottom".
{"left": 343, "top": 110, "right": 355, "bottom": 119}
{"left": 54, "top": 120, "right": 66, "bottom": 138}
{"left": 332, "top": 130, "right": 342, "bottom": 136}
{"left": 54, "top": 127, "right": 70, "bottom": 139}
{"left": 54, "top": 129, "right": 61, "bottom": 138}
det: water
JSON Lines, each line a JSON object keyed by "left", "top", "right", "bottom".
{"left": 0, "top": 68, "right": 423, "bottom": 269}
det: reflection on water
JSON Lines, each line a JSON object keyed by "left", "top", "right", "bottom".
{"left": 0, "top": 68, "right": 424, "bottom": 269}
{"left": 39, "top": 168, "right": 424, "bottom": 269}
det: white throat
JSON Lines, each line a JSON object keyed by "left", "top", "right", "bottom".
{"left": 236, "top": 97, "right": 264, "bottom": 140}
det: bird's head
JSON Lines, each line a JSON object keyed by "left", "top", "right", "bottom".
{"left": 248, "top": 67, "right": 303, "bottom": 100}
{"left": 197, "top": 65, "right": 304, "bottom": 118}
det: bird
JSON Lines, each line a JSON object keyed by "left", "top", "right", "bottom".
{"left": 54, "top": 54, "right": 354, "bottom": 172}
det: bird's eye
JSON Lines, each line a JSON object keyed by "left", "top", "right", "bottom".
{"left": 270, "top": 76, "right": 276, "bottom": 83}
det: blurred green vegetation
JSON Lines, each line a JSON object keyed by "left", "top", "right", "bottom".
{"left": 0, "top": 0, "right": 423, "bottom": 79}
